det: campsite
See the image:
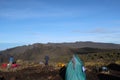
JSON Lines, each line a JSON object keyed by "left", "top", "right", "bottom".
{"left": 0, "top": 61, "right": 120, "bottom": 80}
{"left": 1, "top": 0, "right": 120, "bottom": 80}
{"left": 0, "top": 42, "right": 120, "bottom": 80}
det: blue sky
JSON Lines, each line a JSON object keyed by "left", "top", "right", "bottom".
{"left": 0, "top": 0, "right": 120, "bottom": 50}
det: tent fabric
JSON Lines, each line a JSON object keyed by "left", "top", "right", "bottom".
{"left": 65, "top": 54, "right": 86, "bottom": 80}
{"left": 11, "top": 64, "right": 19, "bottom": 68}
{"left": 1, "top": 63, "right": 7, "bottom": 68}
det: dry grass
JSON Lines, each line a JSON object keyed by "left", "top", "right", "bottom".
{"left": 115, "top": 60, "right": 120, "bottom": 65}
{"left": 85, "top": 61, "right": 106, "bottom": 67}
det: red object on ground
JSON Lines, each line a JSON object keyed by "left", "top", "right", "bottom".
{"left": 1, "top": 63, "right": 7, "bottom": 68}
{"left": 11, "top": 64, "right": 19, "bottom": 68}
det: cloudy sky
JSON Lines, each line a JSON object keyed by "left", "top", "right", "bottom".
{"left": 0, "top": 0, "right": 120, "bottom": 50}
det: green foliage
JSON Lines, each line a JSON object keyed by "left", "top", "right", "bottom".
{"left": 78, "top": 49, "right": 120, "bottom": 66}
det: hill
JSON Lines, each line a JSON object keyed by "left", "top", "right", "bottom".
{"left": 0, "top": 41, "right": 120, "bottom": 63}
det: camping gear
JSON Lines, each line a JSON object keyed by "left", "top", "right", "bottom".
{"left": 1, "top": 63, "right": 7, "bottom": 68}
{"left": 102, "top": 66, "right": 108, "bottom": 71}
{"left": 57, "top": 63, "right": 65, "bottom": 67}
{"left": 65, "top": 54, "right": 86, "bottom": 80}
{"left": 1, "top": 63, "right": 19, "bottom": 69}
{"left": 11, "top": 64, "right": 19, "bottom": 68}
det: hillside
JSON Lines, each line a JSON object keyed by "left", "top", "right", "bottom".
{"left": 47, "top": 41, "right": 120, "bottom": 49}
{"left": 0, "top": 41, "right": 120, "bottom": 63}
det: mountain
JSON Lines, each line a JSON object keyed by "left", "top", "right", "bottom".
{"left": 0, "top": 41, "right": 120, "bottom": 62}
{"left": 46, "top": 41, "right": 120, "bottom": 49}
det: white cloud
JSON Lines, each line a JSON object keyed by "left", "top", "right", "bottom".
{"left": 72, "top": 27, "right": 120, "bottom": 34}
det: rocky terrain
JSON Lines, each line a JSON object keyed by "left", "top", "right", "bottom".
{"left": 0, "top": 63, "right": 120, "bottom": 80}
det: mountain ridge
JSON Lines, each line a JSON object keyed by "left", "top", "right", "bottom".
{"left": 0, "top": 41, "right": 120, "bottom": 62}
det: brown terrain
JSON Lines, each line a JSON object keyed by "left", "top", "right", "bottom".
{"left": 0, "top": 41, "right": 120, "bottom": 80}
{"left": 0, "top": 63, "right": 120, "bottom": 80}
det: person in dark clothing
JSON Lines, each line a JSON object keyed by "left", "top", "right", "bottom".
{"left": 59, "top": 66, "right": 66, "bottom": 80}
{"left": 44, "top": 56, "right": 49, "bottom": 65}
{"left": 7, "top": 56, "right": 14, "bottom": 69}
{"left": 9, "top": 56, "right": 14, "bottom": 64}
{"left": 0, "top": 58, "right": 3, "bottom": 64}
{"left": 0, "top": 54, "right": 3, "bottom": 64}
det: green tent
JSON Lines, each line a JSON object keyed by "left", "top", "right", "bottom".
{"left": 65, "top": 54, "right": 86, "bottom": 80}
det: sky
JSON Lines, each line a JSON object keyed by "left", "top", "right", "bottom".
{"left": 0, "top": 0, "right": 120, "bottom": 50}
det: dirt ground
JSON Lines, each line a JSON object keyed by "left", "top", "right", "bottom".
{"left": 0, "top": 64, "right": 120, "bottom": 80}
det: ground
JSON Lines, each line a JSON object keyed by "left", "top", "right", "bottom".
{"left": 0, "top": 63, "right": 120, "bottom": 80}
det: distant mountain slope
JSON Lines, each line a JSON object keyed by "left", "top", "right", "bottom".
{"left": 47, "top": 41, "right": 120, "bottom": 49}
{"left": 0, "top": 41, "right": 120, "bottom": 62}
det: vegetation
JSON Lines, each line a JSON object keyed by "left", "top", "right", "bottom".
{"left": 0, "top": 42, "right": 120, "bottom": 67}
{"left": 0, "top": 42, "right": 120, "bottom": 80}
